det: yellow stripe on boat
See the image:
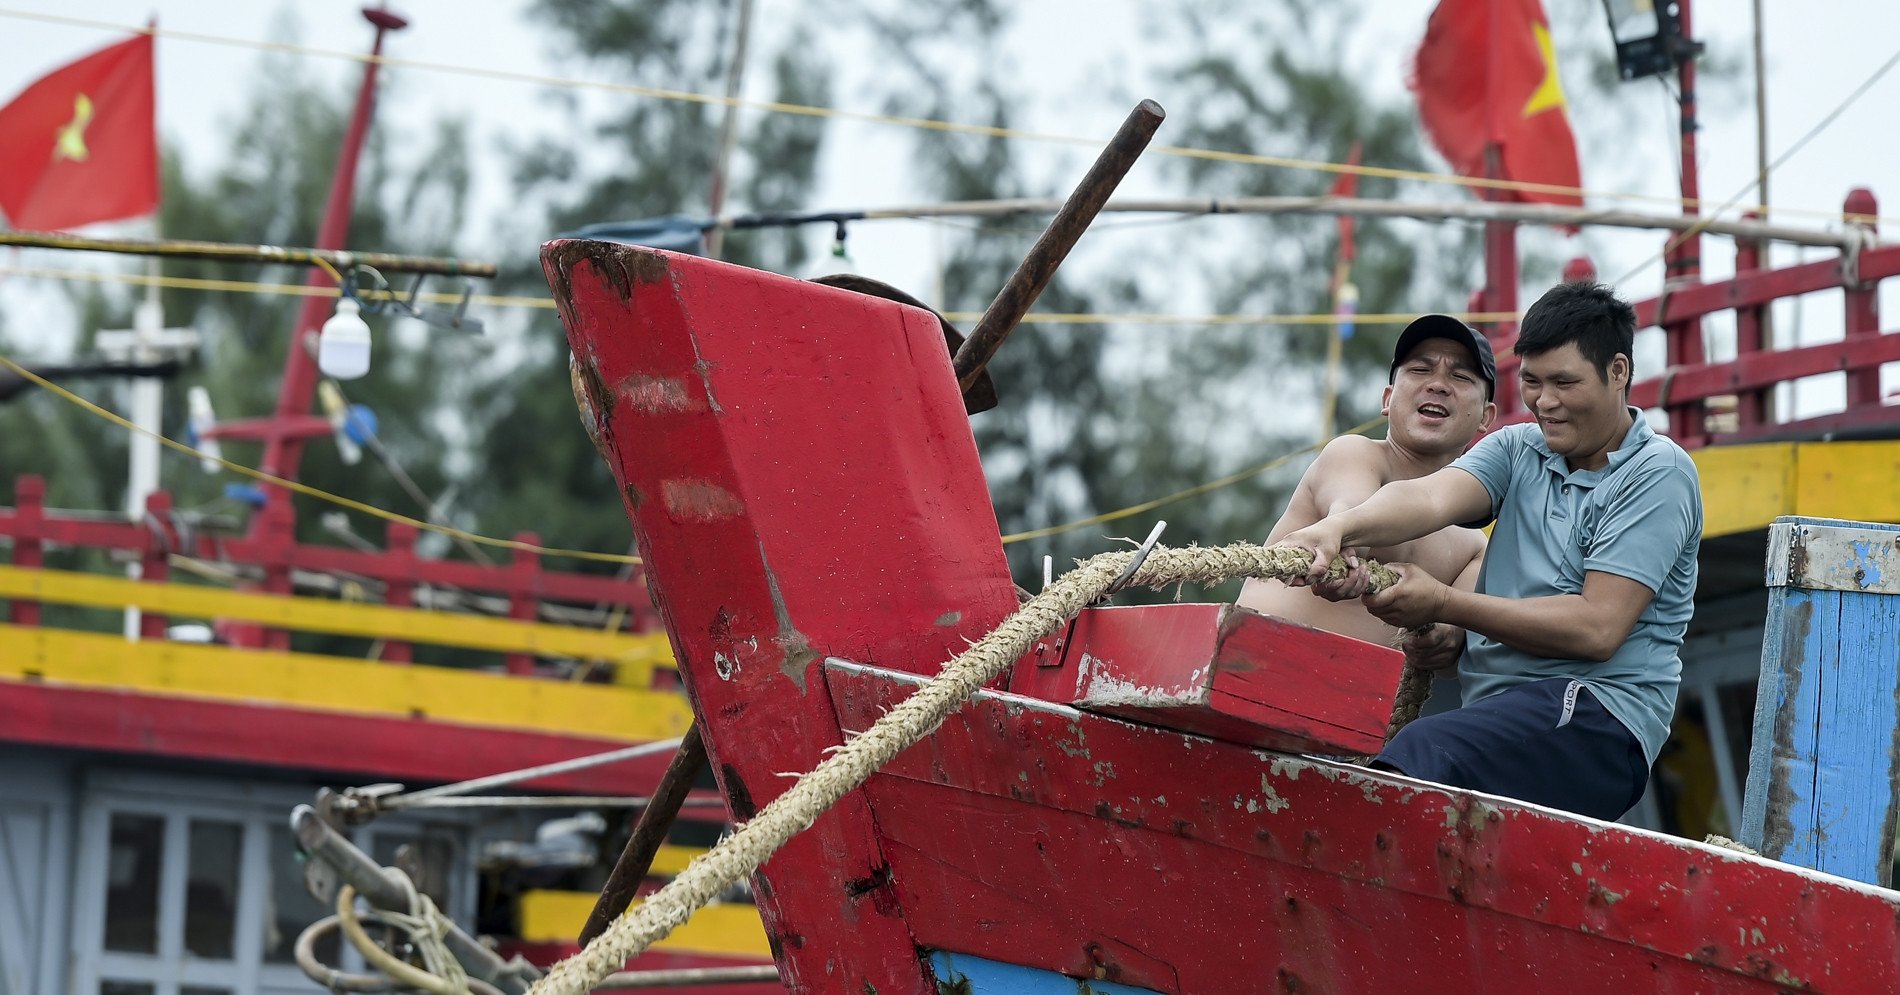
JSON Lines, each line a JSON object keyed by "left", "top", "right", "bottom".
{"left": 517, "top": 889, "right": 770, "bottom": 958}
{"left": 0, "top": 622, "right": 690, "bottom": 741}
{"left": 1694, "top": 439, "right": 1900, "bottom": 538}
{"left": 0, "top": 564, "right": 674, "bottom": 679}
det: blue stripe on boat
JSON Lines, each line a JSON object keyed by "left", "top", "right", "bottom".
{"left": 926, "top": 950, "right": 1163, "bottom": 994}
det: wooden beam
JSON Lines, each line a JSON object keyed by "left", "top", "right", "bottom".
{"left": 0, "top": 622, "right": 690, "bottom": 742}
{"left": 0, "top": 681, "right": 687, "bottom": 795}
{"left": 0, "top": 564, "right": 673, "bottom": 678}
{"left": 1691, "top": 440, "right": 1900, "bottom": 538}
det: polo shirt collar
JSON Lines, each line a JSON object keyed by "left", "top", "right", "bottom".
{"left": 1535, "top": 405, "right": 1652, "bottom": 481}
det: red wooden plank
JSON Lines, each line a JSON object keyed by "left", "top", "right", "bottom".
{"left": 0, "top": 681, "right": 726, "bottom": 807}
{"left": 1629, "top": 245, "right": 1900, "bottom": 328}
{"left": 545, "top": 243, "right": 1023, "bottom": 994}
{"left": 0, "top": 499, "right": 649, "bottom": 608}
{"left": 1628, "top": 333, "right": 1900, "bottom": 408}
{"left": 1010, "top": 604, "right": 1400, "bottom": 756}
{"left": 1710, "top": 404, "right": 1900, "bottom": 445}
{"left": 826, "top": 660, "right": 1900, "bottom": 994}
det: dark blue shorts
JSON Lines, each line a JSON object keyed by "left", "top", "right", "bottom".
{"left": 1374, "top": 678, "right": 1650, "bottom": 821}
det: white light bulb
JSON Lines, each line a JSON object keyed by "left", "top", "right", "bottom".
{"left": 318, "top": 298, "right": 372, "bottom": 380}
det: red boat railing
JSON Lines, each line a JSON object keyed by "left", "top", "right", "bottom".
{"left": 1489, "top": 187, "right": 1896, "bottom": 449}
{"left": 0, "top": 472, "right": 668, "bottom": 677}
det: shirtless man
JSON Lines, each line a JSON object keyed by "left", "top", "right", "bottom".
{"left": 1238, "top": 314, "right": 1497, "bottom": 663}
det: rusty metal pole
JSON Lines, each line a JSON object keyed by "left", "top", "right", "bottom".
{"left": 951, "top": 100, "right": 1165, "bottom": 391}
{"left": 579, "top": 722, "right": 709, "bottom": 946}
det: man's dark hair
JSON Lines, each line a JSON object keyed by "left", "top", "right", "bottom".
{"left": 1513, "top": 281, "right": 1637, "bottom": 382}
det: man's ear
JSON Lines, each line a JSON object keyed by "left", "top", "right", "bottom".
{"left": 1381, "top": 384, "right": 1394, "bottom": 417}
{"left": 1478, "top": 400, "right": 1498, "bottom": 432}
{"left": 1609, "top": 354, "right": 1631, "bottom": 392}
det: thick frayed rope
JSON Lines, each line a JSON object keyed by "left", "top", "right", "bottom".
{"left": 530, "top": 542, "right": 1400, "bottom": 995}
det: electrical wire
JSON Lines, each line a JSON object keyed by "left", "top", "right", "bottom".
{"left": 999, "top": 414, "right": 1387, "bottom": 544}
{"left": 1, "top": 7, "right": 1893, "bottom": 227}
{"left": 1615, "top": 38, "right": 1900, "bottom": 287}
{"left": 0, "top": 350, "right": 643, "bottom": 565}
{"left": 0, "top": 260, "right": 1519, "bottom": 326}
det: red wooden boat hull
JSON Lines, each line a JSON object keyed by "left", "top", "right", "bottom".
{"left": 544, "top": 241, "right": 1900, "bottom": 993}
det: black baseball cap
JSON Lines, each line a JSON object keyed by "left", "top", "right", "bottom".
{"left": 1390, "top": 314, "right": 1497, "bottom": 400}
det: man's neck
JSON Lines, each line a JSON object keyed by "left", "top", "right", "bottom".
{"left": 1566, "top": 407, "right": 1636, "bottom": 472}
{"left": 1382, "top": 436, "right": 1462, "bottom": 481}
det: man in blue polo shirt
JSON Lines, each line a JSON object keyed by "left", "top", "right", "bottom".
{"left": 1280, "top": 281, "right": 1702, "bottom": 820}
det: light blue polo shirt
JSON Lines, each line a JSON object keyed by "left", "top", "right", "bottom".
{"left": 1449, "top": 408, "right": 1702, "bottom": 763}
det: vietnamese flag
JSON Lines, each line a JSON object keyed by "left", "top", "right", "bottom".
{"left": 1411, "top": 0, "right": 1582, "bottom": 208}
{"left": 0, "top": 33, "right": 159, "bottom": 231}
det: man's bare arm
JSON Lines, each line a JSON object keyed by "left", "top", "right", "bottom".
{"left": 1262, "top": 436, "right": 1385, "bottom": 543}
{"left": 1303, "top": 436, "right": 1389, "bottom": 522}
{"left": 1281, "top": 466, "right": 1493, "bottom": 579}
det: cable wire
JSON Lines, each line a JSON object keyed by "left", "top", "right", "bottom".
{"left": 0, "top": 261, "right": 1519, "bottom": 327}
{"left": 1, "top": 7, "right": 1892, "bottom": 227}
{"left": 999, "top": 414, "right": 1387, "bottom": 544}
{"left": 1615, "top": 38, "right": 1900, "bottom": 287}
{"left": 0, "top": 351, "right": 643, "bottom": 565}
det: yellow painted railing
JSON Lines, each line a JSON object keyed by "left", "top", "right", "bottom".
{"left": 0, "top": 621, "right": 692, "bottom": 741}
{"left": 0, "top": 564, "right": 673, "bottom": 678}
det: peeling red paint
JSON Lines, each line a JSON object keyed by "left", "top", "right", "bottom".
{"left": 620, "top": 372, "right": 703, "bottom": 414}
{"left": 661, "top": 479, "right": 747, "bottom": 523}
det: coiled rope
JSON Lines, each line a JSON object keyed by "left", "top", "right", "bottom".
{"left": 531, "top": 541, "right": 1418, "bottom": 995}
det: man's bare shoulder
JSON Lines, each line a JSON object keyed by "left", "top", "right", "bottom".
{"left": 1316, "top": 432, "right": 1385, "bottom": 461}
{"left": 1306, "top": 433, "right": 1391, "bottom": 480}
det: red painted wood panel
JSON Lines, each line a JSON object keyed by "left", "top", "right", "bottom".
{"left": 1010, "top": 604, "right": 1401, "bottom": 756}
{"left": 827, "top": 660, "right": 1900, "bottom": 994}
{"left": 0, "top": 681, "right": 715, "bottom": 803}
{"left": 545, "top": 243, "right": 1022, "bottom": 994}
{"left": 1627, "top": 331, "right": 1900, "bottom": 409}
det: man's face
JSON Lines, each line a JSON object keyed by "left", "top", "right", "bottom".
{"left": 1383, "top": 338, "right": 1496, "bottom": 456}
{"left": 1519, "top": 342, "right": 1630, "bottom": 459}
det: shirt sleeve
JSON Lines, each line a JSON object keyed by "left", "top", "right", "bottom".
{"left": 1582, "top": 458, "right": 1703, "bottom": 592}
{"left": 1449, "top": 428, "right": 1520, "bottom": 528}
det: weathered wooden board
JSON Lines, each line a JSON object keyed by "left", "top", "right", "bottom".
{"left": 1009, "top": 603, "right": 1403, "bottom": 756}
{"left": 831, "top": 659, "right": 1900, "bottom": 994}
{"left": 1743, "top": 516, "right": 1900, "bottom": 886}
{"left": 546, "top": 242, "right": 1022, "bottom": 993}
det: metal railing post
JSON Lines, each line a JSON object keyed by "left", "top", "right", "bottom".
{"left": 8, "top": 475, "right": 44, "bottom": 626}
{"left": 1843, "top": 187, "right": 1881, "bottom": 410}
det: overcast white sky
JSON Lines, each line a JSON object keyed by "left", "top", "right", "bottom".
{"left": 2, "top": 0, "right": 1897, "bottom": 409}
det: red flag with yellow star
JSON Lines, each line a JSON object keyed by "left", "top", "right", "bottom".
{"left": 1410, "top": 0, "right": 1582, "bottom": 208}
{"left": 0, "top": 33, "right": 158, "bottom": 231}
